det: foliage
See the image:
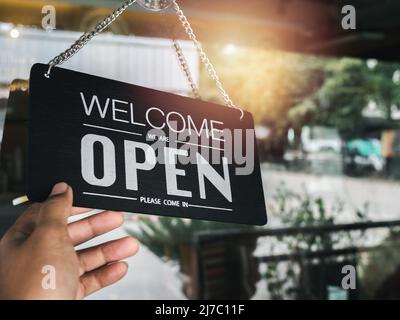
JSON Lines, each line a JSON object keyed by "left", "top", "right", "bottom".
{"left": 371, "top": 63, "right": 400, "bottom": 120}
{"left": 359, "top": 227, "right": 400, "bottom": 299}
{"left": 290, "top": 58, "right": 400, "bottom": 130}
{"left": 264, "top": 184, "right": 369, "bottom": 299}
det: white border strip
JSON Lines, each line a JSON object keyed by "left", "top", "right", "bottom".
{"left": 83, "top": 192, "right": 232, "bottom": 212}
{"left": 83, "top": 192, "right": 138, "bottom": 201}
{"left": 83, "top": 123, "right": 142, "bottom": 137}
{"left": 188, "top": 204, "right": 232, "bottom": 212}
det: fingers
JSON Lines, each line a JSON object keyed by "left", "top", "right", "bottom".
{"left": 68, "top": 211, "right": 124, "bottom": 246}
{"left": 77, "top": 262, "right": 128, "bottom": 299}
{"left": 77, "top": 237, "right": 139, "bottom": 276}
{"left": 37, "top": 182, "right": 72, "bottom": 230}
{"left": 76, "top": 237, "right": 139, "bottom": 299}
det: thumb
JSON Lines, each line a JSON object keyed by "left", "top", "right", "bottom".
{"left": 37, "top": 182, "right": 73, "bottom": 230}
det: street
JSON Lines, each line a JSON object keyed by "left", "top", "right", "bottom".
{"left": 262, "top": 164, "right": 400, "bottom": 222}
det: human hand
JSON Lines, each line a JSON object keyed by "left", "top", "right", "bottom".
{"left": 0, "top": 182, "right": 139, "bottom": 300}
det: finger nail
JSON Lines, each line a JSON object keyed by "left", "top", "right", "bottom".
{"left": 50, "top": 182, "right": 69, "bottom": 196}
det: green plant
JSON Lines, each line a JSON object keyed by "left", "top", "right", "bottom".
{"left": 290, "top": 58, "right": 400, "bottom": 131}
{"left": 264, "top": 184, "right": 369, "bottom": 299}
{"left": 359, "top": 227, "right": 400, "bottom": 299}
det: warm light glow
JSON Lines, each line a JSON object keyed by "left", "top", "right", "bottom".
{"left": 10, "top": 28, "right": 20, "bottom": 39}
{"left": 223, "top": 44, "right": 237, "bottom": 55}
{"left": 0, "top": 23, "right": 13, "bottom": 33}
{"left": 255, "top": 126, "right": 270, "bottom": 140}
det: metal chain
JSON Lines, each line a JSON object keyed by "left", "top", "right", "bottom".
{"left": 172, "top": 39, "right": 200, "bottom": 99}
{"left": 172, "top": 1, "right": 243, "bottom": 119}
{"left": 44, "top": 0, "right": 137, "bottom": 78}
{"left": 43, "top": 0, "right": 243, "bottom": 119}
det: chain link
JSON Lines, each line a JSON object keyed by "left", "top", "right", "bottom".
{"left": 172, "top": 39, "right": 200, "bottom": 99}
{"left": 172, "top": 1, "right": 243, "bottom": 119}
{"left": 44, "top": 0, "right": 137, "bottom": 77}
{"left": 43, "top": 0, "right": 243, "bottom": 119}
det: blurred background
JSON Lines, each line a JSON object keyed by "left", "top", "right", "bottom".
{"left": 1, "top": 0, "right": 400, "bottom": 300}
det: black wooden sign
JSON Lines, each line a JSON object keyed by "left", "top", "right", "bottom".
{"left": 27, "top": 63, "right": 267, "bottom": 225}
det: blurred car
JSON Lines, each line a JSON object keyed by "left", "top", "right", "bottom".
{"left": 301, "top": 126, "right": 342, "bottom": 153}
{"left": 343, "top": 138, "right": 384, "bottom": 176}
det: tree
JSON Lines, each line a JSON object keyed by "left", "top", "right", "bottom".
{"left": 370, "top": 62, "right": 400, "bottom": 121}
{"left": 290, "top": 58, "right": 400, "bottom": 131}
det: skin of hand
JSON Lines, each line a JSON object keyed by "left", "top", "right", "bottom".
{"left": 0, "top": 182, "right": 139, "bottom": 300}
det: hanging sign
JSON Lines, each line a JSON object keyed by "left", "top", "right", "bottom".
{"left": 27, "top": 63, "right": 267, "bottom": 225}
